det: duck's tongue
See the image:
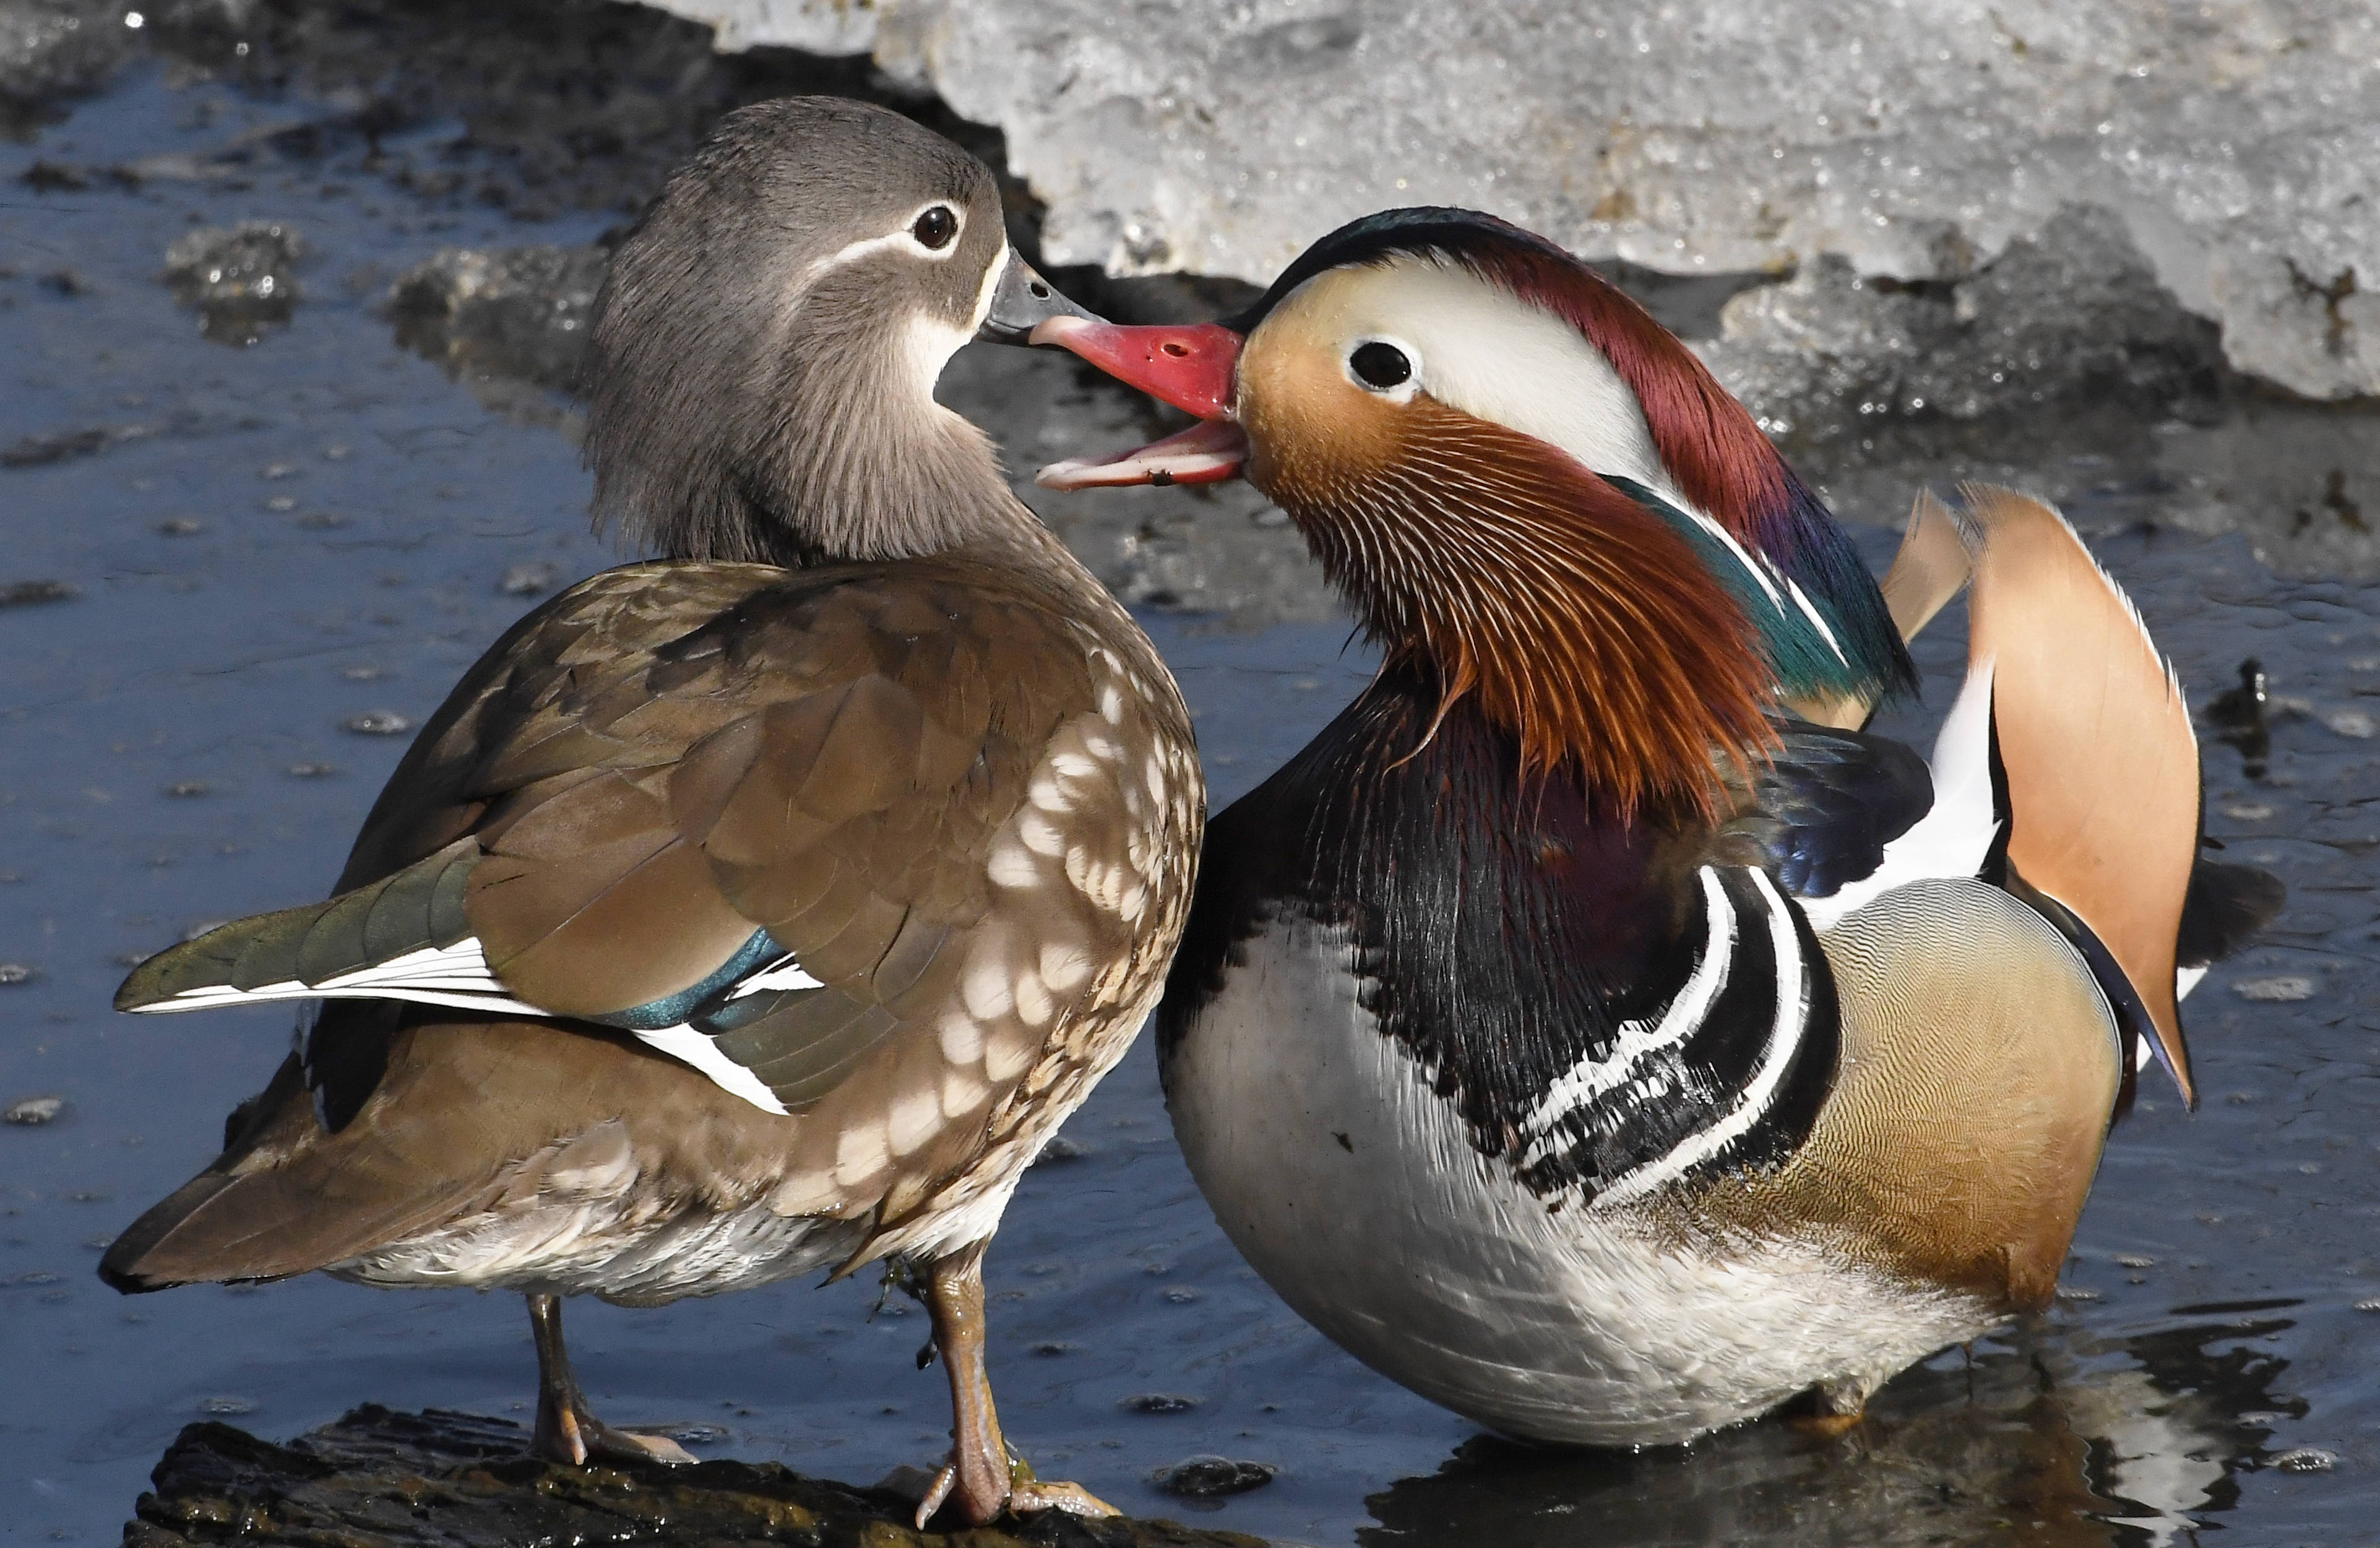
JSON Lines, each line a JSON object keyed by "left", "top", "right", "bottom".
{"left": 1038, "top": 417, "right": 1249, "bottom": 490}
{"left": 1028, "top": 315, "right": 1249, "bottom": 490}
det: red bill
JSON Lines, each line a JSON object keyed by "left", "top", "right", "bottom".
{"left": 1029, "top": 316, "right": 1250, "bottom": 490}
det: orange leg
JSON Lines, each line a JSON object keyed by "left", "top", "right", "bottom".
{"left": 526, "top": 1293, "right": 696, "bottom": 1467}
{"left": 915, "top": 1242, "right": 1116, "bottom": 1527}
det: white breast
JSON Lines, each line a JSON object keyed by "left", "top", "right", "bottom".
{"left": 1163, "top": 917, "right": 1999, "bottom": 1446}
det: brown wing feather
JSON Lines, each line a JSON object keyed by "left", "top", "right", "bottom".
{"left": 346, "top": 560, "right": 1187, "bottom": 1150}
{"left": 1959, "top": 483, "right": 2198, "bottom": 1103}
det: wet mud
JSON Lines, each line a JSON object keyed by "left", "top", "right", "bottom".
{"left": 4, "top": 5, "right": 2379, "bottom": 1546}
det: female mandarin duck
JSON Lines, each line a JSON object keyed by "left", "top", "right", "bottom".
{"left": 101, "top": 97, "right": 1202, "bottom": 1524}
{"left": 1033, "top": 209, "right": 2278, "bottom": 1446}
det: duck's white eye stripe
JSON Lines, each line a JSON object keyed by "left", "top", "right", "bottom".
{"left": 814, "top": 202, "right": 968, "bottom": 274}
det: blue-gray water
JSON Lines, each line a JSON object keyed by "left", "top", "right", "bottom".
{"left": 6, "top": 35, "right": 2380, "bottom": 1548}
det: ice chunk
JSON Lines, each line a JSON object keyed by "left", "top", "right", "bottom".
{"left": 637, "top": 0, "right": 2380, "bottom": 400}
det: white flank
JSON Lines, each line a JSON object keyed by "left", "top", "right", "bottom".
{"left": 1520, "top": 867, "right": 1736, "bottom": 1158}
{"left": 1797, "top": 656, "right": 2003, "bottom": 930}
{"left": 1593, "top": 869, "right": 1810, "bottom": 1208}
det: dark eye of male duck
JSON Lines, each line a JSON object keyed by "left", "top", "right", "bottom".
{"left": 100, "top": 97, "right": 1202, "bottom": 1527}
{"left": 1035, "top": 207, "right": 2282, "bottom": 1446}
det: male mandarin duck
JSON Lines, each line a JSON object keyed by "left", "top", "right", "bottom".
{"left": 100, "top": 97, "right": 1202, "bottom": 1524}
{"left": 1032, "top": 209, "right": 2279, "bottom": 1446}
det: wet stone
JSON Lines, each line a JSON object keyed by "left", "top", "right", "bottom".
{"left": 3, "top": 1095, "right": 66, "bottom": 1125}
{"left": 1123, "top": 1394, "right": 1200, "bottom": 1415}
{"left": 155, "top": 517, "right": 206, "bottom": 536}
{"left": 2270, "top": 1448, "right": 2339, "bottom": 1474}
{"left": 386, "top": 244, "right": 609, "bottom": 394}
{"left": 1033, "top": 1135, "right": 1092, "bottom": 1165}
{"left": 163, "top": 221, "right": 304, "bottom": 346}
{"left": 2, "top": 577, "right": 78, "bottom": 605}
{"left": 124, "top": 1406, "right": 1272, "bottom": 1547}
{"left": 2232, "top": 975, "right": 2317, "bottom": 1003}
{"left": 19, "top": 158, "right": 86, "bottom": 189}
{"left": 1151, "top": 1456, "right": 1277, "bottom": 1500}
{"left": 3, "top": 425, "right": 109, "bottom": 465}
{"left": 0, "top": 962, "right": 37, "bottom": 984}
{"left": 497, "top": 561, "right": 556, "bottom": 596}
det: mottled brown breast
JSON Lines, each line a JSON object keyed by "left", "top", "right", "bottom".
{"left": 1683, "top": 877, "right": 2119, "bottom": 1311}
{"left": 325, "top": 553, "right": 1202, "bottom": 1255}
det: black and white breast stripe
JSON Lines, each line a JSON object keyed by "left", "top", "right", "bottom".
{"left": 1158, "top": 668, "right": 1844, "bottom": 1211}
{"left": 1512, "top": 866, "right": 1828, "bottom": 1206}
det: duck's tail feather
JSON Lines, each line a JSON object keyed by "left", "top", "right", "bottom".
{"left": 114, "top": 839, "right": 541, "bottom": 1019}
{"left": 98, "top": 1019, "right": 469, "bottom": 1292}
{"left": 1956, "top": 483, "right": 2200, "bottom": 1105}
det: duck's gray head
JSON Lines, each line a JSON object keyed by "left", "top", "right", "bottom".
{"left": 585, "top": 95, "right": 1090, "bottom": 565}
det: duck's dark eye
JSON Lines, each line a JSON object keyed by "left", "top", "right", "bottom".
{"left": 912, "top": 205, "right": 959, "bottom": 251}
{"left": 1350, "top": 341, "right": 1412, "bottom": 390}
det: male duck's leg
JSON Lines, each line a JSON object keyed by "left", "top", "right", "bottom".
{"left": 526, "top": 1292, "right": 697, "bottom": 1466}
{"left": 915, "top": 1242, "right": 1117, "bottom": 1526}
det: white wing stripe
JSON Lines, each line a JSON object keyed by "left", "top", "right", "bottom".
{"left": 131, "top": 934, "right": 800, "bottom": 1118}
{"left": 735, "top": 957, "right": 826, "bottom": 997}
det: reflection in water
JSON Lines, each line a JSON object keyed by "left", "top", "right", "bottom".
{"left": 1361, "top": 1304, "right": 2299, "bottom": 1547}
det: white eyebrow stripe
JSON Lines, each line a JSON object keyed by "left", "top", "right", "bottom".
{"left": 811, "top": 201, "right": 966, "bottom": 277}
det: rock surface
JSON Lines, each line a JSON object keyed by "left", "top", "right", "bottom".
{"left": 125, "top": 1404, "right": 1272, "bottom": 1548}
{"left": 637, "top": 0, "right": 2380, "bottom": 402}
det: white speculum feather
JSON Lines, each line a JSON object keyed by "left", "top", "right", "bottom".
{"left": 136, "top": 935, "right": 802, "bottom": 1117}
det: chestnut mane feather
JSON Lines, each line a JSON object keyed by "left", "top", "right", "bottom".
{"left": 1257, "top": 395, "right": 1774, "bottom": 821}
{"left": 1233, "top": 208, "right": 1915, "bottom": 712}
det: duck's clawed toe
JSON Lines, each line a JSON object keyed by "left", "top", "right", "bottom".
{"left": 1791, "top": 1409, "right": 1869, "bottom": 1440}
{"left": 533, "top": 1399, "right": 697, "bottom": 1468}
{"left": 912, "top": 1454, "right": 1119, "bottom": 1529}
{"left": 1006, "top": 1476, "right": 1120, "bottom": 1518}
{"left": 583, "top": 1423, "right": 699, "bottom": 1467}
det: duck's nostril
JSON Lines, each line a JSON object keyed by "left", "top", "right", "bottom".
{"left": 1028, "top": 280, "right": 1051, "bottom": 299}
{"left": 1161, "top": 342, "right": 1190, "bottom": 357}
